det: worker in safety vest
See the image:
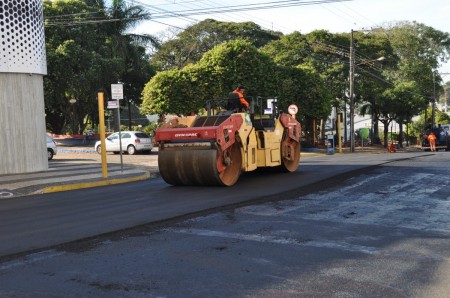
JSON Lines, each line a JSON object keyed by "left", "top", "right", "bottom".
{"left": 428, "top": 131, "right": 437, "bottom": 152}
{"left": 232, "top": 85, "right": 249, "bottom": 111}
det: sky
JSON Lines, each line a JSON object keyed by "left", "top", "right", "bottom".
{"left": 131, "top": 0, "right": 450, "bottom": 75}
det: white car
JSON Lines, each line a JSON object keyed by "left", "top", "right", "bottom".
{"left": 46, "top": 135, "right": 57, "bottom": 160}
{"left": 95, "top": 131, "right": 153, "bottom": 155}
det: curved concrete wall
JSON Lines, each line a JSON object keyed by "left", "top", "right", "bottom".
{"left": 0, "top": 0, "right": 47, "bottom": 174}
{"left": 0, "top": 74, "right": 47, "bottom": 174}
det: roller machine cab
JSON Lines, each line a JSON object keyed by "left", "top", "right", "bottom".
{"left": 155, "top": 96, "right": 301, "bottom": 186}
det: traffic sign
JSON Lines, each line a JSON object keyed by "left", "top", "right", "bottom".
{"left": 111, "top": 83, "right": 123, "bottom": 100}
{"left": 107, "top": 100, "right": 119, "bottom": 109}
{"left": 288, "top": 104, "right": 298, "bottom": 115}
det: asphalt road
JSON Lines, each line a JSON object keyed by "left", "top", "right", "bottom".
{"left": 0, "top": 151, "right": 421, "bottom": 258}
{"left": 1, "top": 151, "right": 449, "bottom": 297}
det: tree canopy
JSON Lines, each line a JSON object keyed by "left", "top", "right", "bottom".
{"left": 141, "top": 39, "right": 332, "bottom": 128}
{"left": 150, "top": 19, "right": 282, "bottom": 71}
{"left": 43, "top": 0, "right": 155, "bottom": 134}
{"left": 42, "top": 11, "right": 450, "bottom": 146}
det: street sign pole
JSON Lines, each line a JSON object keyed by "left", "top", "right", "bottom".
{"left": 111, "top": 83, "right": 124, "bottom": 172}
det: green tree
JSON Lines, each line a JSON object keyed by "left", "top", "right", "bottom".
{"left": 150, "top": 19, "right": 282, "bottom": 71}
{"left": 142, "top": 39, "right": 277, "bottom": 116}
{"left": 141, "top": 39, "right": 332, "bottom": 145}
{"left": 44, "top": 0, "right": 119, "bottom": 134}
{"left": 141, "top": 64, "right": 205, "bottom": 117}
{"left": 261, "top": 30, "right": 348, "bottom": 143}
{"left": 377, "top": 82, "right": 425, "bottom": 146}
{"left": 43, "top": 0, "right": 155, "bottom": 134}
{"left": 381, "top": 22, "right": 450, "bottom": 117}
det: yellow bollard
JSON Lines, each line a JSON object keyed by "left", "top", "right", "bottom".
{"left": 98, "top": 92, "right": 108, "bottom": 178}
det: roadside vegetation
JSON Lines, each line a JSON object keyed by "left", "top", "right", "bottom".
{"left": 43, "top": 0, "right": 450, "bottom": 147}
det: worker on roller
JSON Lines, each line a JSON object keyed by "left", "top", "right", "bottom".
{"left": 232, "top": 85, "right": 249, "bottom": 111}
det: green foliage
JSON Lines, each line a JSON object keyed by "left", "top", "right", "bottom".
{"left": 42, "top": 9, "right": 450, "bottom": 148}
{"left": 381, "top": 22, "right": 450, "bottom": 100}
{"left": 141, "top": 39, "right": 332, "bottom": 125}
{"left": 197, "top": 39, "right": 278, "bottom": 96}
{"left": 43, "top": 0, "right": 155, "bottom": 134}
{"left": 274, "top": 65, "right": 332, "bottom": 122}
{"left": 142, "top": 39, "right": 278, "bottom": 116}
{"left": 409, "top": 107, "right": 450, "bottom": 138}
{"left": 140, "top": 122, "right": 159, "bottom": 137}
{"left": 150, "top": 19, "right": 282, "bottom": 70}
{"left": 141, "top": 65, "right": 204, "bottom": 116}
{"left": 260, "top": 31, "right": 309, "bottom": 67}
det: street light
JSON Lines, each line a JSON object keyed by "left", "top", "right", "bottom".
{"left": 358, "top": 56, "right": 385, "bottom": 66}
{"left": 69, "top": 98, "right": 77, "bottom": 134}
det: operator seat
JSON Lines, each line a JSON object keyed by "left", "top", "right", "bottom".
{"left": 227, "top": 92, "right": 241, "bottom": 112}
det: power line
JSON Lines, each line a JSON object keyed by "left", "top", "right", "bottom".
{"left": 147, "top": 0, "right": 353, "bottom": 18}
{"left": 44, "top": 0, "right": 353, "bottom": 27}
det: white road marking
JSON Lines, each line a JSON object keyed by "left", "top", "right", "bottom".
{"left": 166, "top": 228, "right": 379, "bottom": 254}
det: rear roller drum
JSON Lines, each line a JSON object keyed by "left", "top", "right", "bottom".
{"left": 158, "top": 142, "right": 242, "bottom": 186}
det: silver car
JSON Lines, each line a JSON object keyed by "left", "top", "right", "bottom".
{"left": 46, "top": 135, "right": 58, "bottom": 160}
{"left": 95, "top": 131, "right": 153, "bottom": 155}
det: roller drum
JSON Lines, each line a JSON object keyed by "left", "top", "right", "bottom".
{"left": 158, "top": 143, "right": 242, "bottom": 186}
{"left": 158, "top": 150, "right": 220, "bottom": 186}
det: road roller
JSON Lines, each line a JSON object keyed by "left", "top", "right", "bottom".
{"left": 155, "top": 96, "right": 301, "bottom": 186}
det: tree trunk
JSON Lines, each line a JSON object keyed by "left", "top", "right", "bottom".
{"left": 398, "top": 122, "right": 404, "bottom": 148}
{"left": 383, "top": 120, "right": 390, "bottom": 148}
{"left": 373, "top": 116, "right": 381, "bottom": 144}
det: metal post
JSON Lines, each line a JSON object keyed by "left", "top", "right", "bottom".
{"left": 432, "top": 72, "right": 436, "bottom": 129}
{"left": 117, "top": 107, "right": 123, "bottom": 172}
{"left": 127, "top": 97, "right": 132, "bottom": 131}
{"left": 337, "top": 113, "right": 342, "bottom": 153}
{"left": 445, "top": 88, "right": 448, "bottom": 113}
{"left": 69, "top": 98, "right": 77, "bottom": 134}
{"left": 72, "top": 103, "right": 76, "bottom": 134}
{"left": 349, "top": 29, "right": 355, "bottom": 152}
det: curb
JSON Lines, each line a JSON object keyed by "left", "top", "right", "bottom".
{"left": 58, "top": 148, "right": 97, "bottom": 153}
{"left": 41, "top": 171, "right": 151, "bottom": 194}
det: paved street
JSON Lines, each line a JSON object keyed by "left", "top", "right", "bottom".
{"left": 0, "top": 152, "right": 449, "bottom": 297}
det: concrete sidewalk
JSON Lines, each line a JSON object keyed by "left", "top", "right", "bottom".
{"left": 0, "top": 141, "right": 153, "bottom": 198}
{"left": 0, "top": 161, "right": 151, "bottom": 199}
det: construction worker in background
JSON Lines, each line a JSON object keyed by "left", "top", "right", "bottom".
{"left": 233, "top": 85, "right": 249, "bottom": 111}
{"left": 428, "top": 131, "right": 437, "bottom": 152}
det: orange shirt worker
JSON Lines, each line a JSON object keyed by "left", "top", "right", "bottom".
{"left": 428, "top": 132, "right": 437, "bottom": 152}
{"left": 232, "top": 85, "right": 249, "bottom": 111}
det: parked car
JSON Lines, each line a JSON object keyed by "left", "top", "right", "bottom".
{"left": 46, "top": 135, "right": 57, "bottom": 160}
{"left": 95, "top": 131, "right": 153, "bottom": 155}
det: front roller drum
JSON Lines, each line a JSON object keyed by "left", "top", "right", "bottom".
{"left": 158, "top": 143, "right": 242, "bottom": 186}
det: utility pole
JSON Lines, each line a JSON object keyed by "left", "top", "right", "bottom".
{"left": 440, "top": 73, "right": 450, "bottom": 113}
{"left": 432, "top": 71, "right": 436, "bottom": 129}
{"left": 446, "top": 88, "right": 448, "bottom": 113}
{"left": 127, "top": 97, "right": 132, "bottom": 131}
{"left": 349, "top": 30, "right": 356, "bottom": 152}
